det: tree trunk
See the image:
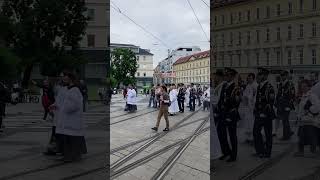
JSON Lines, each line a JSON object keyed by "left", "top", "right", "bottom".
{"left": 22, "top": 64, "right": 33, "bottom": 88}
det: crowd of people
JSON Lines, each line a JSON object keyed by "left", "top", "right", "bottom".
{"left": 212, "top": 67, "right": 320, "bottom": 170}
{"left": 121, "top": 83, "right": 210, "bottom": 131}
{"left": 0, "top": 70, "right": 89, "bottom": 163}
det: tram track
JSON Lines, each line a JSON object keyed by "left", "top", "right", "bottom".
{"left": 110, "top": 109, "right": 158, "bottom": 125}
{"left": 110, "top": 116, "right": 208, "bottom": 154}
{"left": 110, "top": 109, "right": 202, "bottom": 171}
{"left": 238, "top": 143, "right": 295, "bottom": 180}
{"left": 0, "top": 151, "right": 107, "bottom": 180}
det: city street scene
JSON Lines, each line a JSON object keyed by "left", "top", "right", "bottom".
{"left": 0, "top": 0, "right": 108, "bottom": 179}
{"left": 211, "top": 0, "right": 320, "bottom": 179}
{"left": 110, "top": 0, "right": 210, "bottom": 179}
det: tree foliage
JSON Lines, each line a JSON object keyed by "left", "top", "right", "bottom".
{"left": 111, "top": 48, "right": 138, "bottom": 87}
{"left": 1, "top": 0, "right": 88, "bottom": 87}
{"left": 0, "top": 47, "right": 21, "bottom": 80}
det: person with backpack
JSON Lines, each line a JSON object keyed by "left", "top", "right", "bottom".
{"left": 32, "top": 79, "right": 55, "bottom": 120}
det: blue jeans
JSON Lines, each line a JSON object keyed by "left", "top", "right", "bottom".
{"left": 149, "top": 96, "right": 155, "bottom": 107}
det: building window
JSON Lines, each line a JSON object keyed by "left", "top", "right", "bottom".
{"left": 230, "top": 32, "right": 233, "bottom": 45}
{"left": 87, "top": 9, "right": 95, "bottom": 21}
{"left": 288, "top": 25, "right": 292, "bottom": 40}
{"left": 137, "top": 72, "right": 140, "bottom": 76}
{"left": 266, "top": 6, "right": 270, "bottom": 18}
{"left": 230, "top": 13, "right": 233, "bottom": 24}
{"left": 247, "top": 31, "right": 251, "bottom": 44}
{"left": 277, "top": 4, "right": 281, "bottom": 16}
{"left": 256, "top": 30, "right": 260, "bottom": 43}
{"left": 266, "top": 28, "right": 270, "bottom": 41}
{"left": 313, "top": 0, "right": 317, "bottom": 10}
{"left": 222, "top": 15, "right": 225, "bottom": 24}
{"left": 238, "top": 12, "right": 242, "bottom": 22}
{"left": 256, "top": 52, "right": 260, "bottom": 66}
{"left": 288, "top": 50, "right": 292, "bottom": 65}
{"left": 299, "top": 24, "right": 304, "bottom": 38}
{"left": 87, "top": 34, "right": 95, "bottom": 47}
{"left": 222, "top": 33, "right": 225, "bottom": 46}
{"left": 299, "top": 49, "right": 304, "bottom": 64}
{"left": 221, "top": 53, "right": 225, "bottom": 66}
{"left": 230, "top": 54, "right": 233, "bottom": 66}
{"left": 143, "top": 73, "right": 146, "bottom": 77}
{"left": 299, "top": 0, "right": 303, "bottom": 12}
{"left": 266, "top": 52, "right": 270, "bottom": 65}
{"left": 312, "top": 23, "right": 317, "bottom": 37}
{"left": 257, "top": 8, "right": 260, "bottom": 19}
{"left": 247, "top": 10, "right": 251, "bottom": 21}
{"left": 238, "top": 32, "right": 241, "bottom": 45}
{"left": 214, "top": 16, "right": 217, "bottom": 25}
{"left": 238, "top": 54, "right": 241, "bottom": 66}
{"left": 277, "top": 27, "right": 281, "bottom": 40}
{"left": 312, "top": 49, "right": 317, "bottom": 64}
{"left": 246, "top": 52, "right": 250, "bottom": 66}
{"left": 288, "top": 2, "right": 293, "bottom": 14}
{"left": 214, "top": 54, "right": 217, "bottom": 66}
{"left": 276, "top": 51, "right": 280, "bottom": 65}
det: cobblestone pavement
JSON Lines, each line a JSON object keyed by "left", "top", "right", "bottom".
{"left": 213, "top": 112, "right": 320, "bottom": 180}
{"left": 110, "top": 94, "right": 210, "bottom": 180}
{"left": 0, "top": 102, "right": 107, "bottom": 180}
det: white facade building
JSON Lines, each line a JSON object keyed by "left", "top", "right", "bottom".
{"left": 110, "top": 43, "right": 154, "bottom": 88}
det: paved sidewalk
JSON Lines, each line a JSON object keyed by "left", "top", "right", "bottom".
{"left": 0, "top": 103, "right": 107, "bottom": 180}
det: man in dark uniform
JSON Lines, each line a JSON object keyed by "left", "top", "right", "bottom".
{"left": 275, "top": 70, "right": 295, "bottom": 140}
{"left": 189, "top": 83, "right": 196, "bottom": 111}
{"left": 216, "top": 68, "right": 241, "bottom": 162}
{"left": 253, "top": 67, "right": 276, "bottom": 158}
{"left": 197, "top": 84, "right": 203, "bottom": 106}
{"left": 177, "top": 83, "right": 185, "bottom": 113}
{"left": 0, "top": 81, "right": 11, "bottom": 132}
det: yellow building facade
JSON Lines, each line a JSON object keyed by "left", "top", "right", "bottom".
{"left": 173, "top": 50, "right": 210, "bottom": 85}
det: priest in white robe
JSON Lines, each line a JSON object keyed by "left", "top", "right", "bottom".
{"left": 169, "top": 85, "right": 179, "bottom": 115}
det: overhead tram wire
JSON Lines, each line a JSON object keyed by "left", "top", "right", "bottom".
{"left": 186, "top": 0, "right": 210, "bottom": 42}
{"left": 200, "top": 0, "right": 210, "bottom": 8}
{"left": 110, "top": 2, "right": 171, "bottom": 49}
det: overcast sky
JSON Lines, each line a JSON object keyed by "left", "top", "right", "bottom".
{"left": 110, "top": 0, "right": 210, "bottom": 68}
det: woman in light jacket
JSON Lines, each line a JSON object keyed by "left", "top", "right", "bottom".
{"left": 295, "top": 79, "right": 320, "bottom": 157}
{"left": 50, "top": 71, "right": 87, "bottom": 162}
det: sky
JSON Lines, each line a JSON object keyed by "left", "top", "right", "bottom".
{"left": 110, "top": 0, "right": 210, "bottom": 68}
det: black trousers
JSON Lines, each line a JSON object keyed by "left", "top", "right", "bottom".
{"left": 253, "top": 118, "right": 273, "bottom": 156}
{"left": 178, "top": 99, "right": 184, "bottom": 112}
{"left": 189, "top": 98, "right": 195, "bottom": 111}
{"left": 216, "top": 120, "right": 237, "bottom": 159}
{"left": 279, "top": 111, "right": 292, "bottom": 138}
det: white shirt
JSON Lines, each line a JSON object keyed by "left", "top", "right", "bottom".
{"left": 127, "top": 89, "right": 137, "bottom": 105}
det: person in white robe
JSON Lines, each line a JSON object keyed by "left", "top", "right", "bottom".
{"left": 169, "top": 85, "right": 179, "bottom": 115}
{"left": 185, "top": 85, "right": 190, "bottom": 107}
{"left": 126, "top": 85, "right": 137, "bottom": 112}
{"left": 211, "top": 70, "right": 225, "bottom": 160}
{"left": 238, "top": 73, "right": 258, "bottom": 143}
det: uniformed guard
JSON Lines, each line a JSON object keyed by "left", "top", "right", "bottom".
{"left": 215, "top": 68, "right": 241, "bottom": 162}
{"left": 177, "top": 83, "right": 185, "bottom": 113}
{"left": 275, "top": 70, "right": 295, "bottom": 140}
{"left": 189, "top": 83, "right": 196, "bottom": 111}
{"left": 253, "top": 67, "right": 276, "bottom": 158}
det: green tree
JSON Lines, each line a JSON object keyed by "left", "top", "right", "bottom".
{"left": 1, "top": 0, "right": 88, "bottom": 87}
{"left": 111, "top": 48, "right": 138, "bottom": 88}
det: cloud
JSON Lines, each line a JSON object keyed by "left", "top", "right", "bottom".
{"left": 110, "top": 0, "right": 210, "bottom": 68}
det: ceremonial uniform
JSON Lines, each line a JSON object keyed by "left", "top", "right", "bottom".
{"left": 215, "top": 68, "right": 241, "bottom": 161}
{"left": 189, "top": 86, "right": 196, "bottom": 111}
{"left": 253, "top": 69, "right": 276, "bottom": 158}
{"left": 275, "top": 77, "right": 295, "bottom": 140}
{"left": 177, "top": 85, "right": 185, "bottom": 112}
